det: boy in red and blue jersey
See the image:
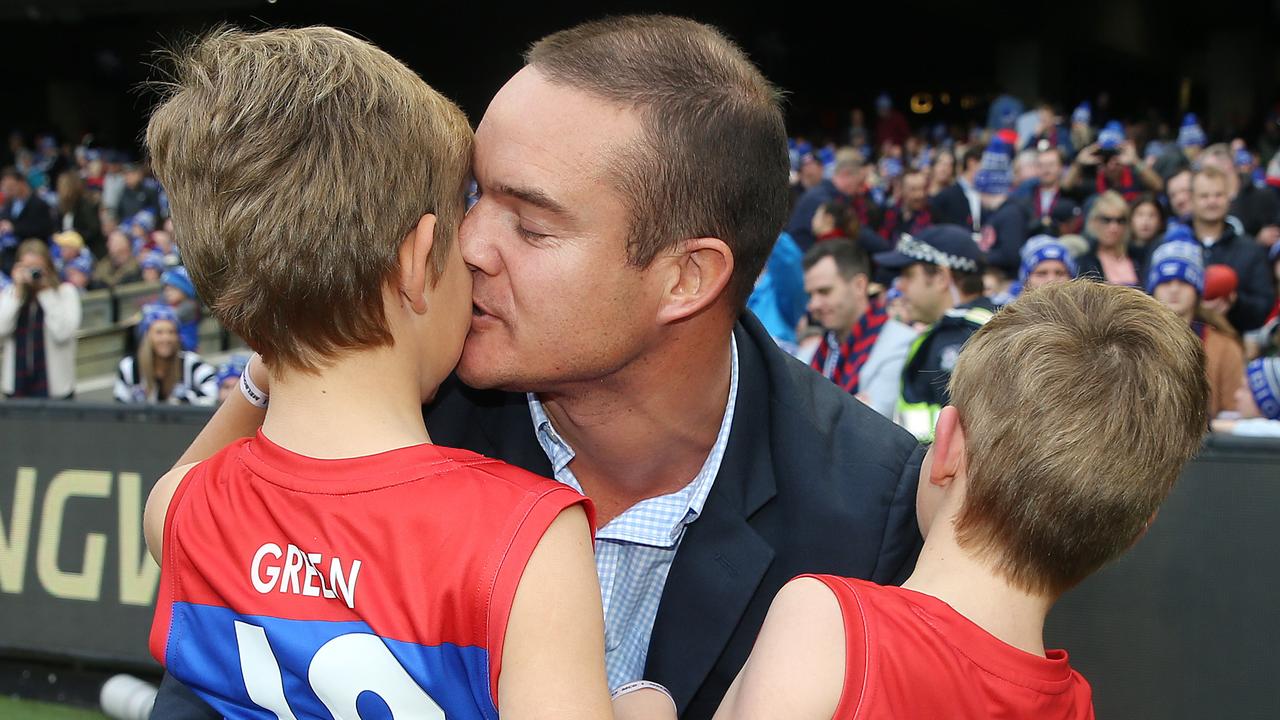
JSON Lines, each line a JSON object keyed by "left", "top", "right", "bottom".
{"left": 142, "top": 26, "right": 669, "bottom": 720}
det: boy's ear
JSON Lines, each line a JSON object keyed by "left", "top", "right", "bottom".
{"left": 929, "top": 406, "right": 967, "bottom": 488}
{"left": 398, "top": 213, "right": 437, "bottom": 315}
{"left": 655, "top": 237, "right": 734, "bottom": 324}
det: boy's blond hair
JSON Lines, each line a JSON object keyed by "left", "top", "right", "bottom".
{"left": 147, "top": 26, "right": 473, "bottom": 371}
{"left": 948, "top": 281, "right": 1208, "bottom": 595}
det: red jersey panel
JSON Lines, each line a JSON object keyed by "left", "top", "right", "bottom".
{"left": 806, "top": 575, "right": 1095, "bottom": 720}
{"left": 150, "top": 431, "right": 591, "bottom": 720}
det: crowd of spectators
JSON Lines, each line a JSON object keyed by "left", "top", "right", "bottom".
{"left": 0, "top": 133, "right": 240, "bottom": 404}
{"left": 749, "top": 94, "right": 1280, "bottom": 437}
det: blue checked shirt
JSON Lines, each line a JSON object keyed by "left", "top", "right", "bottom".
{"left": 526, "top": 337, "right": 739, "bottom": 690}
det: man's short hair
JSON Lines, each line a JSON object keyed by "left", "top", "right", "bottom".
{"left": 948, "top": 281, "right": 1208, "bottom": 596}
{"left": 1037, "top": 146, "right": 1065, "bottom": 164}
{"left": 1, "top": 167, "right": 27, "bottom": 184}
{"left": 832, "top": 147, "right": 864, "bottom": 176}
{"left": 961, "top": 147, "right": 984, "bottom": 171}
{"left": 1193, "top": 164, "right": 1230, "bottom": 191}
{"left": 146, "top": 26, "right": 473, "bottom": 371}
{"left": 801, "top": 238, "right": 869, "bottom": 279}
{"left": 920, "top": 262, "right": 986, "bottom": 297}
{"left": 526, "top": 15, "right": 789, "bottom": 308}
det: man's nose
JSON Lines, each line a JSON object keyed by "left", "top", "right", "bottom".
{"left": 459, "top": 210, "right": 499, "bottom": 275}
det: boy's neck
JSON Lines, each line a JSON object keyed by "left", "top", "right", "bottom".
{"left": 261, "top": 346, "right": 433, "bottom": 460}
{"left": 901, "top": 527, "right": 1055, "bottom": 658}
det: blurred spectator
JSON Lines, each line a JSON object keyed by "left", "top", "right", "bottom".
{"left": 1022, "top": 103, "right": 1073, "bottom": 155}
{"left": 975, "top": 137, "right": 1029, "bottom": 280}
{"left": 1151, "top": 113, "right": 1206, "bottom": 180}
{"left": 874, "top": 94, "right": 910, "bottom": 149}
{"left": 874, "top": 225, "right": 992, "bottom": 440}
{"left": 1197, "top": 144, "right": 1280, "bottom": 245}
{"left": 1019, "top": 235, "right": 1078, "bottom": 292}
{"left": 1147, "top": 239, "right": 1243, "bottom": 417}
{"left": 791, "top": 152, "right": 824, "bottom": 208}
{"left": 929, "top": 146, "right": 982, "bottom": 230}
{"left": 1064, "top": 121, "right": 1162, "bottom": 203}
{"left": 116, "top": 163, "right": 162, "bottom": 221}
{"left": 1077, "top": 191, "right": 1140, "bottom": 286}
{"left": 139, "top": 251, "right": 165, "bottom": 283}
{"left": 786, "top": 148, "right": 878, "bottom": 251}
{"left": 1068, "top": 101, "right": 1093, "bottom": 154}
{"left": 100, "top": 154, "right": 127, "bottom": 215}
{"left": 92, "top": 230, "right": 143, "bottom": 289}
{"left": 1017, "top": 146, "right": 1068, "bottom": 235}
{"left": 62, "top": 250, "right": 94, "bottom": 292}
{"left": 747, "top": 232, "right": 807, "bottom": 348}
{"left": 114, "top": 304, "right": 215, "bottom": 405}
{"left": 1213, "top": 358, "right": 1280, "bottom": 436}
{"left": 214, "top": 354, "right": 250, "bottom": 404}
{"left": 801, "top": 239, "right": 909, "bottom": 417}
{"left": 1013, "top": 148, "right": 1039, "bottom": 186}
{"left": 160, "top": 266, "right": 201, "bottom": 351}
{"left": 878, "top": 169, "right": 933, "bottom": 243}
{"left": 926, "top": 149, "right": 955, "bottom": 197}
{"left": 0, "top": 239, "right": 81, "bottom": 399}
{"left": 55, "top": 171, "right": 103, "bottom": 257}
{"left": 1129, "top": 194, "right": 1167, "bottom": 268}
{"left": 1191, "top": 166, "right": 1275, "bottom": 332}
{"left": 1166, "top": 168, "right": 1193, "bottom": 221}
{"left": 0, "top": 167, "right": 55, "bottom": 274}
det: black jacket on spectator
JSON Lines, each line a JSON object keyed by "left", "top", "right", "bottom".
{"left": 1075, "top": 237, "right": 1152, "bottom": 287}
{"left": 1194, "top": 224, "right": 1276, "bottom": 332}
{"left": 116, "top": 182, "right": 161, "bottom": 222}
{"left": 62, "top": 197, "right": 104, "bottom": 257}
{"left": 149, "top": 312, "right": 926, "bottom": 720}
{"left": 1229, "top": 182, "right": 1280, "bottom": 236}
{"left": 1, "top": 193, "right": 55, "bottom": 273}
{"left": 980, "top": 198, "right": 1030, "bottom": 278}
{"left": 929, "top": 182, "right": 974, "bottom": 229}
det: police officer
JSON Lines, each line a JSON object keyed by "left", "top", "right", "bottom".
{"left": 873, "top": 225, "right": 995, "bottom": 440}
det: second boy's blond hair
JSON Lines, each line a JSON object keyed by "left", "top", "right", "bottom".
{"left": 948, "top": 281, "right": 1208, "bottom": 595}
{"left": 147, "top": 26, "right": 473, "bottom": 371}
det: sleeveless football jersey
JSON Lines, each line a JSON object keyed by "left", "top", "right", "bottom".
{"left": 805, "top": 575, "right": 1095, "bottom": 719}
{"left": 150, "top": 431, "right": 592, "bottom": 720}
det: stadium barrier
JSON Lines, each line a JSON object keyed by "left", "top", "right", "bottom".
{"left": 0, "top": 401, "right": 1277, "bottom": 717}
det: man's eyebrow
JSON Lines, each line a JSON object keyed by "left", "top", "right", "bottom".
{"left": 492, "top": 183, "right": 571, "bottom": 217}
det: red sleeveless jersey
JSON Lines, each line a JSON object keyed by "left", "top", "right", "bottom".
{"left": 150, "top": 431, "right": 591, "bottom": 720}
{"left": 806, "top": 575, "right": 1095, "bottom": 719}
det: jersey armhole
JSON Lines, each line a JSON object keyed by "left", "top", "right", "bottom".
{"left": 801, "top": 574, "right": 871, "bottom": 719}
{"left": 147, "top": 463, "right": 203, "bottom": 667}
{"left": 483, "top": 485, "right": 596, "bottom": 710}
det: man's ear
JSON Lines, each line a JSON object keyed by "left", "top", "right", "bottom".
{"left": 655, "top": 237, "right": 734, "bottom": 324}
{"left": 929, "top": 406, "right": 967, "bottom": 488}
{"left": 398, "top": 213, "right": 437, "bottom": 315}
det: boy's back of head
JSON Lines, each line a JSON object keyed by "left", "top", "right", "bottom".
{"left": 146, "top": 26, "right": 473, "bottom": 372}
{"left": 947, "top": 280, "right": 1208, "bottom": 596}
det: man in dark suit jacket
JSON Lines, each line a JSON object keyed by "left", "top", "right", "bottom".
{"left": 1, "top": 167, "right": 55, "bottom": 274}
{"left": 149, "top": 16, "right": 923, "bottom": 720}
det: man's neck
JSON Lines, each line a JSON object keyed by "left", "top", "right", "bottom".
{"left": 262, "top": 346, "right": 432, "bottom": 460}
{"left": 903, "top": 526, "right": 1054, "bottom": 657}
{"left": 539, "top": 318, "right": 734, "bottom": 526}
{"left": 1193, "top": 217, "right": 1225, "bottom": 241}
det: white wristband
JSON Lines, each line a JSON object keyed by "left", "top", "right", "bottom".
{"left": 239, "top": 356, "right": 269, "bottom": 408}
{"left": 610, "top": 680, "right": 677, "bottom": 710}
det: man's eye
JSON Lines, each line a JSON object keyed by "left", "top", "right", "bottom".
{"left": 517, "top": 225, "right": 550, "bottom": 240}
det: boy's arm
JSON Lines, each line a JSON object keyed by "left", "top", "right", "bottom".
{"left": 497, "top": 504, "right": 617, "bottom": 719}
{"left": 144, "top": 462, "right": 198, "bottom": 564}
{"left": 172, "top": 354, "right": 267, "bottom": 468}
{"left": 712, "top": 577, "right": 847, "bottom": 720}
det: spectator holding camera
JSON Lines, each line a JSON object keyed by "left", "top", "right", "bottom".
{"left": 0, "top": 239, "right": 82, "bottom": 399}
{"left": 114, "top": 303, "right": 215, "bottom": 405}
{"left": 1065, "top": 121, "right": 1163, "bottom": 204}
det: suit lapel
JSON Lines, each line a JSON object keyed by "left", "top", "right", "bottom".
{"left": 644, "top": 319, "right": 778, "bottom": 713}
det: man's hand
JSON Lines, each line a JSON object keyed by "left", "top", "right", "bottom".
{"left": 1075, "top": 144, "right": 1101, "bottom": 167}
{"left": 1257, "top": 225, "right": 1280, "bottom": 247}
{"left": 1201, "top": 297, "right": 1232, "bottom": 315}
{"left": 1119, "top": 141, "right": 1139, "bottom": 167}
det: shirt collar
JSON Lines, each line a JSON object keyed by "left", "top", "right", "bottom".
{"left": 526, "top": 335, "right": 739, "bottom": 546}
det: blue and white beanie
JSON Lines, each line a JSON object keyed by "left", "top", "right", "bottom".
{"left": 1234, "top": 147, "right": 1254, "bottom": 168}
{"left": 63, "top": 250, "right": 93, "bottom": 278}
{"left": 1098, "top": 121, "right": 1126, "bottom": 152}
{"left": 1071, "top": 102, "right": 1092, "bottom": 126}
{"left": 1246, "top": 358, "right": 1280, "bottom": 420}
{"left": 216, "top": 354, "right": 251, "bottom": 387}
{"left": 137, "top": 303, "right": 180, "bottom": 339}
{"left": 1018, "top": 235, "right": 1078, "bottom": 282}
{"left": 161, "top": 265, "right": 197, "bottom": 300}
{"left": 1163, "top": 221, "right": 1195, "bottom": 245}
{"left": 140, "top": 251, "right": 166, "bottom": 272}
{"left": 130, "top": 209, "right": 158, "bottom": 234}
{"left": 1145, "top": 239, "right": 1204, "bottom": 295}
{"left": 973, "top": 137, "right": 1014, "bottom": 195}
{"left": 1178, "top": 113, "right": 1207, "bottom": 149}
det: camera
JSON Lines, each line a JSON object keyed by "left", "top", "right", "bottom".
{"left": 30, "top": 268, "right": 43, "bottom": 282}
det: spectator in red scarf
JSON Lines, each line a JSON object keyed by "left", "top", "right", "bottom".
{"left": 879, "top": 170, "right": 933, "bottom": 243}
{"left": 1064, "top": 121, "right": 1162, "bottom": 204}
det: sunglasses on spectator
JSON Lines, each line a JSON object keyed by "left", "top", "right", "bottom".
{"left": 1097, "top": 215, "right": 1127, "bottom": 225}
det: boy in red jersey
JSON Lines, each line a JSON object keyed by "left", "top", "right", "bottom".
{"left": 141, "top": 26, "right": 670, "bottom": 720}
{"left": 715, "top": 281, "right": 1208, "bottom": 719}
